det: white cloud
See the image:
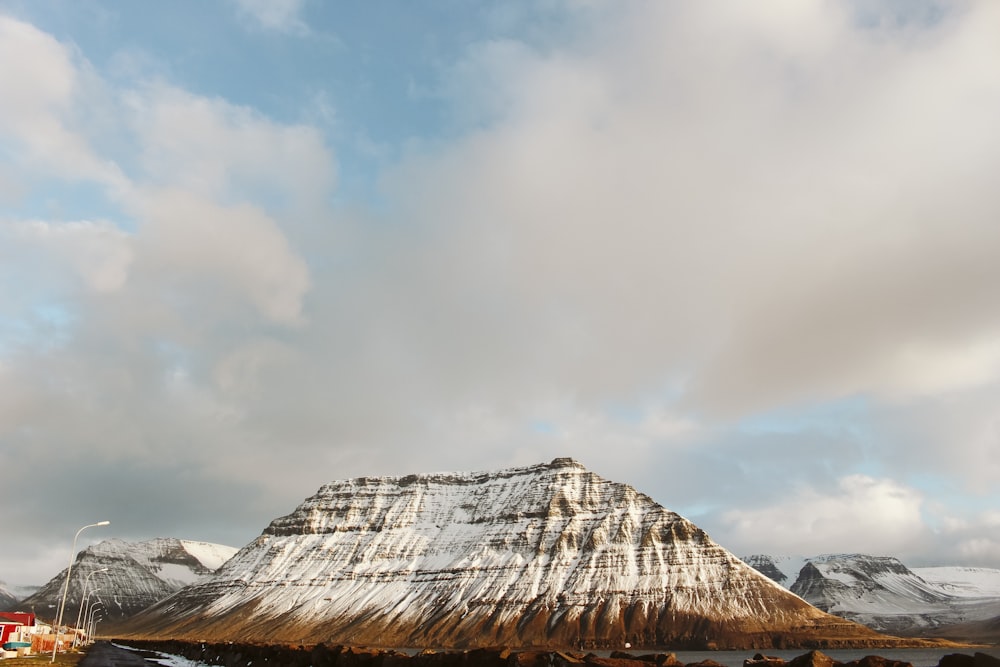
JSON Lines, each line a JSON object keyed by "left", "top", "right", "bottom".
{"left": 127, "top": 84, "right": 336, "bottom": 210}
{"left": 720, "top": 475, "right": 926, "bottom": 556}
{"left": 3, "top": 1, "right": 1000, "bottom": 584}
{"left": 129, "top": 188, "right": 310, "bottom": 326}
{"left": 232, "top": 0, "right": 308, "bottom": 35}
{"left": 212, "top": 337, "right": 297, "bottom": 399}
{"left": 879, "top": 337, "right": 1000, "bottom": 399}
{"left": 872, "top": 386, "right": 1000, "bottom": 494}
{"left": 928, "top": 510, "right": 1000, "bottom": 566}
{"left": 376, "top": 0, "right": 1000, "bottom": 421}
{"left": 0, "top": 15, "right": 127, "bottom": 191}
{"left": 956, "top": 538, "right": 1000, "bottom": 563}
{"left": 6, "top": 220, "right": 133, "bottom": 293}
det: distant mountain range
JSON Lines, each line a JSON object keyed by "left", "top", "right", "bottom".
{"left": 0, "top": 581, "right": 20, "bottom": 610}
{"left": 116, "top": 458, "right": 899, "bottom": 649}
{"left": 8, "top": 462, "right": 996, "bottom": 649}
{"left": 15, "top": 538, "right": 236, "bottom": 625}
{"left": 743, "top": 554, "right": 1000, "bottom": 643}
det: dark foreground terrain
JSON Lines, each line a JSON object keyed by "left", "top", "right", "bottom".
{"left": 103, "top": 640, "right": 1000, "bottom": 667}
{"left": 79, "top": 642, "right": 154, "bottom": 667}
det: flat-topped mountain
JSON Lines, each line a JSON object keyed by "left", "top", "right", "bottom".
{"left": 745, "top": 554, "right": 1000, "bottom": 640}
{"left": 120, "top": 459, "right": 903, "bottom": 649}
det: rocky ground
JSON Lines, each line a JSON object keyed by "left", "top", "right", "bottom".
{"left": 109, "top": 640, "right": 1000, "bottom": 667}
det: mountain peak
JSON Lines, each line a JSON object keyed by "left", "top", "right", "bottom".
{"left": 548, "top": 456, "right": 585, "bottom": 469}
{"left": 20, "top": 538, "right": 236, "bottom": 624}
{"left": 122, "top": 461, "right": 885, "bottom": 649}
{"left": 746, "top": 553, "right": 1000, "bottom": 637}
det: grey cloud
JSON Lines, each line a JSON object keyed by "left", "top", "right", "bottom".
{"left": 3, "top": 2, "right": 1000, "bottom": 584}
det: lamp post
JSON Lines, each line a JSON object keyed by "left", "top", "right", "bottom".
{"left": 88, "top": 612, "right": 104, "bottom": 645}
{"left": 52, "top": 521, "right": 110, "bottom": 662}
{"left": 73, "top": 568, "right": 108, "bottom": 646}
{"left": 84, "top": 600, "right": 103, "bottom": 645}
{"left": 77, "top": 589, "right": 100, "bottom": 647}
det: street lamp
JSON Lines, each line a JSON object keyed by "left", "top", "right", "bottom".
{"left": 73, "top": 568, "right": 108, "bottom": 646}
{"left": 77, "top": 589, "right": 100, "bottom": 647}
{"left": 52, "top": 521, "right": 110, "bottom": 662}
{"left": 84, "top": 600, "right": 102, "bottom": 643}
{"left": 88, "top": 612, "right": 104, "bottom": 645}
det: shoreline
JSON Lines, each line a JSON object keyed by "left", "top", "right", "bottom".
{"left": 108, "top": 638, "right": 1000, "bottom": 667}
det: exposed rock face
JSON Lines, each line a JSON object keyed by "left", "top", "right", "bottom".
{"left": 741, "top": 556, "right": 795, "bottom": 587}
{"left": 21, "top": 538, "right": 236, "bottom": 624}
{"left": 121, "top": 459, "right": 891, "bottom": 649}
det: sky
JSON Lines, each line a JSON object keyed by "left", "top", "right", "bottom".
{"left": 1, "top": 0, "right": 999, "bottom": 588}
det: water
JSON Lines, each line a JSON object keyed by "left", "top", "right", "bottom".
{"left": 622, "top": 648, "right": 1000, "bottom": 667}
{"left": 114, "top": 642, "right": 1000, "bottom": 667}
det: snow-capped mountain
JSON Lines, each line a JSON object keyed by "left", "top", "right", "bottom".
{"left": 912, "top": 567, "right": 1000, "bottom": 598}
{"left": 0, "top": 581, "right": 19, "bottom": 610}
{"left": 741, "top": 555, "right": 808, "bottom": 588}
{"left": 121, "top": 459, "right": 891, "bottom": 649}
{"left": 744, "top": 554, "right": 1000, "bottom": 639}
{"left": 20, "top": 538, "right": 237, "bottom": 625}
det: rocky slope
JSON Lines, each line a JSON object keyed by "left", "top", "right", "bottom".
{"left": 741, "top": 556, "right": 807, "bottom": 588}
{"left": 745, "top": 554, "right": 1000, "bottom": 638}
{"left": 121, "top": 458, "right": 899, "bottom": 649}
{"left": 20, "top": 538, "right": 236, "bottom": 625}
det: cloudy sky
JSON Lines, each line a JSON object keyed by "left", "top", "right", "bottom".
{"left": 2, "top": 0, "right": 999, "bottom": 588}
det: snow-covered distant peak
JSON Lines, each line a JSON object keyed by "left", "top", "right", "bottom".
{"left": 742, "top": 553, "right": 1000, "bottom": 636}
{"left": 153, "top": 541, "right": 236, "bottom": 587}
{"left": 746, "top": 554, "right": 917, "bottom": 588}
{"left": 20, "top": 536, "right": 240, "bottom": 623}
{"left": 0, "top": 580, "right": 19, "bottom": 609}
{"left": 807, "top": 554, "right": 914, "bottom": 583}
{"left": 179, "top": 541, "right": 237, "bottom": 571}
{"left": 741, "top": 554, "right": 809, "bottom": 588}
{"left": 84, "top": 537, "right": 235, "bottom": 572}
{"left": 913, "top": 566, "right": 1000, "bottom": 598}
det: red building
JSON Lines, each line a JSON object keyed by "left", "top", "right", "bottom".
{"left": 0, "top": 612, "right": 35, "bottom": 626}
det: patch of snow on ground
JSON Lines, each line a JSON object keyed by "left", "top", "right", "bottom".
{"left": 114, "top": 643, "right": 212, "bottom": 667}
{"left": 145, "top": 651, "right": 211, "bottom": 667}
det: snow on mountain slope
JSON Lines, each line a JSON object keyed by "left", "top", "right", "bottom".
{"left": 0, "top": 581, "right": 18, "bottom": 610}
{"left": 741, "top": 555, "right": 808, "bottom": 588}
{"left": 121, "top": 459, "right": 889, "bottom": 650}
{"left": 746, "top": 554, "right": 1000, "bottom": 638}
{"left": 180, "top": 540, "right": 237, "bottom": 572}
{"left": 21, "top": 538, "right": 236, "bottom": 624}
{"left": 792, "top": 555, "right": 951, "bottom": 615}
{"left": 913, "top": 567, "right": 1000, "bottom": 598}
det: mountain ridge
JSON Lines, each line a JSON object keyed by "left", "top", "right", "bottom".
{"left": 0, "top": 581, "right": 18, "bottom": 610}
{"left": 19, "top": 537, "right": 237, "bottom": 623}
{"left": 744, "top": 553, "right": 1000, "bottom": 640}
{"left": 119, "top": 458, "right": 903, "bottom": 649}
